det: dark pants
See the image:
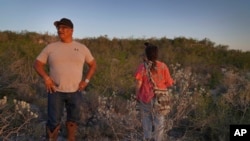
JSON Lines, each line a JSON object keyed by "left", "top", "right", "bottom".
{"left": 47, "top": 91, "right": 82, "bottom": 131}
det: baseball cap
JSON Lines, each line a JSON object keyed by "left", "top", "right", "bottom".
{"left": 54, "top": 18, "right": 73, "bottom": 28}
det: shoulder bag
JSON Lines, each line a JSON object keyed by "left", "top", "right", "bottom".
{"left": 145, "top": 62, "right": 172, "bottom": 116}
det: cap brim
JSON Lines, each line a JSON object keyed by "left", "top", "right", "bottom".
{"left": 54, "top": 21, "right": 73, "bottom": 28}
{"left": 54, "top": 21, "right": 60, "bottom": 27}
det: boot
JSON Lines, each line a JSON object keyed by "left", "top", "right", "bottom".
{"left": 66, "top": 121, "right": 77, "bottom": 141}
{"left": 47, "top": 125, "right": 60, "bottom": 141}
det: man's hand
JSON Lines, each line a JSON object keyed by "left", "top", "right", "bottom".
{"left": 44, "top": 77, "right": 57, "bottom": 93}
{"left": 33, "top": 60, "right": 57, "bottom": 93}
{"left": 78, "top": 80, "right": 88, "bottom": 91}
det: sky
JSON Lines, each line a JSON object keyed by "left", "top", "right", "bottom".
{"left": 1, "top": 0, "right": 250, "bottom": 51}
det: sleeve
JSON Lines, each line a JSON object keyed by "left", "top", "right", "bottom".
{"left": 36, "top": 46, "right": 49, "bottom": 64}
{"left": 163, "top": 63, "right": 174, "bottom": 87}
{"left": 84, "top": 47, "right": 95, "bottom": 63}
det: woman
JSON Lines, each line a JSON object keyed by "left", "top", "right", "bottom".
{"left": 134, "top": 42, "right": 174, "bottom": 141}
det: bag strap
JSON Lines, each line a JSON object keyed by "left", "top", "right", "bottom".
{"left": 144, "top": 61, "right": 158, "bottom": 89}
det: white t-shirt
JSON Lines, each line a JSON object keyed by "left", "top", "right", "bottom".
{"left": 36, "top": 41, "right": 94, "bottom": 92}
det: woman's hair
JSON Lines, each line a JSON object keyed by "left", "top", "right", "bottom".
{"left": 144, "top": 42, "right": 158, "bottom": 71}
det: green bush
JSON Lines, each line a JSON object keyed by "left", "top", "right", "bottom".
{"left": 0, "top": 31, "right": 249, "bottom": 140}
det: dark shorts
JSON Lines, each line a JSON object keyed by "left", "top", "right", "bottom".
{"left": 47, "top": 91, "right": 82, "bottom": 130}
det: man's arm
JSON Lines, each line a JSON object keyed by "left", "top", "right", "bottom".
{"left": 84, "top": 59, "right": 97, "bottom": 82}
{"left": 33, "top": 60, "right": 56, "bottom": 93}
{"left": 33, "top": 60, "right": 49, "bottom": 80}
{"left": 78, "top": 59, "right": 97, "bottom": 91}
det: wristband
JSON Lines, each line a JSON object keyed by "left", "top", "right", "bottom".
{"left": 84, "top": 79, "right": 90, "bottom": 83}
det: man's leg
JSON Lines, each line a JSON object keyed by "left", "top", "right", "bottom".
{"left": 47, "top": 92, "right": 64, "bottom": 140}
{"left": 65, "top": 91, "right": 82, "bottom": 141}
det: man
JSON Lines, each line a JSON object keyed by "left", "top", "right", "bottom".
{"left": 33, "top": 18, "right": 96, "bottom": 141}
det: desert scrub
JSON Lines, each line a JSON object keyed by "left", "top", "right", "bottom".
{"left": 0, "top": 96, "right": 39, "bottom": 140}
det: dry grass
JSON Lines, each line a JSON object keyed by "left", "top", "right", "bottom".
{"left": 1, "top": 62, "right": 250, "bottom": 140}
{"left": 0, "top": 32, "right": 250, "bottom": 140}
